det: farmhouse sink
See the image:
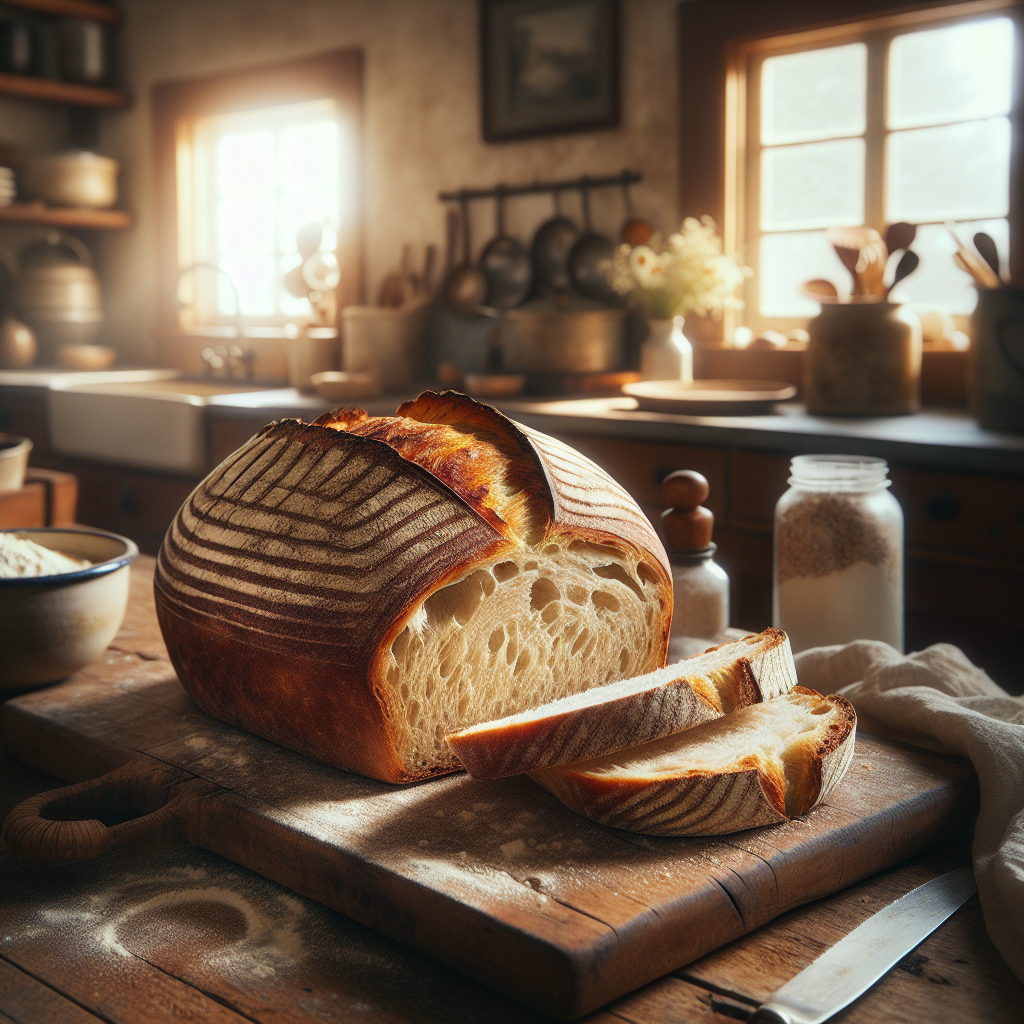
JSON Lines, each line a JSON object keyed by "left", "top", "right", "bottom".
{"left": 48, "top": 376, "right": 283, "bottom": 474}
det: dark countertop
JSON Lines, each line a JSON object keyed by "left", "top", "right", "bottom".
{"left": 206, "top": 389, "right": 1024, "bottom": 476}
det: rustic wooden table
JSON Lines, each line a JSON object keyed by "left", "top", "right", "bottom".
{"left": 1, "top": 561, "right": 1021, "bottom": 1024}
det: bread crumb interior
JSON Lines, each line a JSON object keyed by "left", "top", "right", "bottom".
{"left": 385, "top": 541, "right": 666, "bottom": 771}
{"left": 575, "top": 691, "right": 837, "bottom": 815}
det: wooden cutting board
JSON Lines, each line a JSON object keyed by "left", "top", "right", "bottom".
{"left": 1, "top": 568, "right": 978, "bottom": 1020}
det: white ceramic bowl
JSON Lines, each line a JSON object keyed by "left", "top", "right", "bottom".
{"left": 21, "top": 150, "right": 119, "bottom": 209}
{"left": 0, "top": 528, "right": 138, "bottom": 688}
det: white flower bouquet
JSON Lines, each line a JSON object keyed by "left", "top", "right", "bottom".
{"left": 609, "top": 216, "right": 748, "bottom": 320}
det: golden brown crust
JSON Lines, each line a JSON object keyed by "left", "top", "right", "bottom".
{"left": 531, "top": 688, "right": 857, "bottom": 835}
{"left": 155, "top": 393, "right": 672, "bottom": 783}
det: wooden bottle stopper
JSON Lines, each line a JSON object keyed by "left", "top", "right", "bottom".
{"left": 661, "top": 469, "right": 714, "bottom": 551}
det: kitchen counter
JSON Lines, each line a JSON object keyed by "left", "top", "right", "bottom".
{"left": 205, "top": 390, "right": 1024, "bottom": 476}
{"left": 0, "top": 559, "right": 1020, "bottom": 1024}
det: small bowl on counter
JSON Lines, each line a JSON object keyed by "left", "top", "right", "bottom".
{"left": 311, "top": 370, "right": 382, "bottom": 402}
{"left": 0, "top": 528, "right": 138, "bottom": 688}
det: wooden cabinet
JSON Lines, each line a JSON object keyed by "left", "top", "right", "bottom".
{"left": 551, "top": 430, "right": 1023, "bottom": 693}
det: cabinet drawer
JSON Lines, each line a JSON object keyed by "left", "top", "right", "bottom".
{"left": 906, "top": 558, "right": 1022, "bottom": 629}
{"left": 74, "top": 465, "right": 199, "bottom": 555}
{"left": 550, "top": 433, "right": 727, "bottom": 525}
{"left": 905, "top": 469, "right": 1024, "bottom": 561}
{"left": 729, "top": 450, "right": 790, "bottom": 526}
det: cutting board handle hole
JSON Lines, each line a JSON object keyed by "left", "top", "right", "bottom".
{"left": 3, "top": 759, "right": 215, "bottom": 863}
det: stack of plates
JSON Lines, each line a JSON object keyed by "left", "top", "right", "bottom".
{"left": 0, "top": 167, "right": 15, "bottom": 207}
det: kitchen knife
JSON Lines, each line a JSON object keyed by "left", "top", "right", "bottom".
{"left": 747, "top": 867, "right": 977, "bottom": 1024}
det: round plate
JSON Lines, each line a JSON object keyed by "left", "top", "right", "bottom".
{"left": 622, "top": 379, "right": 797, "bottom": 416}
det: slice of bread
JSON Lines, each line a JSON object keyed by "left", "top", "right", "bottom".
{"left": 530, "top": 688, "right": 856, "bottom": 836}
{"left": 447, "top": 628, "right": 796, "bottom": 778}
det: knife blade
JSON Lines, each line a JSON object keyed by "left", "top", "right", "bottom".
{"left": 747, "top": 867, "right": 977, "bottom": 1024}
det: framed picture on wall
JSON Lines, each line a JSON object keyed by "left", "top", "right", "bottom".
{"left": 481, "top": 0, "right": 620, "bottom": 142}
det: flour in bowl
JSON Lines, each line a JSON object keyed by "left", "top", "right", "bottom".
{"left": 0, "top": 532, "right": 91, "bottom": 578}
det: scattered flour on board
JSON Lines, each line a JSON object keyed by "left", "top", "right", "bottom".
{"left": 20, "top": 862, "right": 311, "bottom": 979}
{"left": 0, "top": 532, "right": 90, "bottom": 578}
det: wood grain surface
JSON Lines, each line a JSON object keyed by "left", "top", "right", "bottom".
{"left": 1, "top": 562, "right": 984, "bottom": 1020}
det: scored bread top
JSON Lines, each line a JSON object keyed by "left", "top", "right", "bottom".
{"left": 155, "top": 392, "right": 672, "bottom": 782}
{"left": 531, "top": 688, "right": 857, "bottom": 836}
{"left": 447, "top": 628, "right": 796, "bottom": 778}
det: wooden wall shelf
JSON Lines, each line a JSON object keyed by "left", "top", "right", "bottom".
{"left": 0, "top": 72, "right": 128, "bottom": 108}
{"left": 0, "top": 203, "right": 131, "bottom": 229}
{"left": 3, "top": 0, "right": 121, "bottom": 26}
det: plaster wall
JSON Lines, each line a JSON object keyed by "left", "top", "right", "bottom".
{"left": 100, "top": 0, "right": 685, "bottom": 361}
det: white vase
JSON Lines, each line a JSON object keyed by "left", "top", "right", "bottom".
{"left": 640, "top": 316, "right": 693, "bottom": 382}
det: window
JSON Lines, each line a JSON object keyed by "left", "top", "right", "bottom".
{"left": 729, "top": 5, "right": 1018, "bottom": 332}
{"left": 180, "top": 99, "right": 354, "bottom": 323}
{"left": 154, "top": 50, "right": 362, "bottom": 336}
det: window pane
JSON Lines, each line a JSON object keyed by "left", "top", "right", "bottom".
{"left": 218, "top": 197, "right": 274, "bottom": 255}
{"left": 280, "top": 121, "right": 338, "bottom": 193}
{"left": 761, "top": 138, "right": 864, "bottom": 231}
{"left": 761, "top": 43, "right": 866, "bottom": 145}
{"left": 889, "top": 219, "right": 1008, "bottom": 314}
{"left": 887, "top": 117, "right": 1010, "bottom": 222}
{"left": 220, "top": 256, "right": 276, "bottom": 317}
{"left": 889, "top": 18, "right": 1014, "bottom": 129}
{"left": 217, "top": 131, "right": 273, "bottom": 198}
{"left": 759, "top": 230, "right": 853, "bottom": 317}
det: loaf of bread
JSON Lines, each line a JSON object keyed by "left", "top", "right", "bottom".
{"left": 154, "top": 392, "right": 673, "bottom": 783}
{"left": 447, "top": 628, "right": 796, "bottom": 778}
{"left": 531, "top": 688, "right": 856, "bottom": 836}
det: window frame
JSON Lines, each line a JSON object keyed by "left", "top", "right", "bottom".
{"left": 675, "top": 0, "right": 1022, "bottom": 345}
{"left": 727, "top": 0, "right": 1019, "bottom": 336}
{"left": 153, "top": 49, "right": 364, "bottom": 337}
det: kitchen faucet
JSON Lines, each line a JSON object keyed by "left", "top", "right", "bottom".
{"left": 174, "top": 262, "right": 253, "bottom": 379}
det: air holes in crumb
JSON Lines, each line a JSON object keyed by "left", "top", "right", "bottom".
{"left": 505, "top": 643, "right": 518, "bottom": 666}
{"left": 530, "top": 577, "right": 559, "bottom": 611}
{"left": 591, "top": 590, "right": 620, "bottom": 614}
{"left": 619, "top": 648, "right": 630, "bottom": 673}
{"left": 593, "top": 564, "right": 644, "bottom": 601}
{"left": 541, "top": 602, "right": 560, "bottom": 625}
{"left": 493, "top": 561, "right": 519, "bottom": 583}
{"left": 637, "top": 562, "right": 660, "bottom": 588}
{"left": 425, "top": 570, "right": 491, "bottom": 627}
{"left": 524, "top": 561, "right": 539, "bottom": 571}
{"left": 514, "top": 651, "right": 530, "bottom": 676}
{"left": 488, "top": 627, "right": 506, "bottom": 653}
{"left": 567, "top": 586, "right": 587, "bottom": 605}
{"left": 811, "top": 705, "right": 830, "bottom": 715}
{"left": 543, "top": 545, "right": 560, "bottom": 555}
{"left": 571, "top": 630, "right": 590, "bottom": 656}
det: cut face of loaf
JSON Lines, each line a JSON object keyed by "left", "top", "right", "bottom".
{"left": 531, "top": 688, "right": 856, "bottom": 836}
{"left": 447, "top": 628, "right": 796, "bottom": 778}
{"left": 154, "top": 391, "right": 672, "bottom": 783}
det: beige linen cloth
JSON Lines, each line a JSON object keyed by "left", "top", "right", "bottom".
{"left": 795, "top": 640, "right": 1024, "bottom": 983}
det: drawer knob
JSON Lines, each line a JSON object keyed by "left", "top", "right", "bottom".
{"left": 925, "top": 493, "right": 960, "bottom": 522}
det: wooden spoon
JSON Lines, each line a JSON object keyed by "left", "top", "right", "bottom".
{"left": 827, "top": 226, "right": 886, "bottom": 296}
{"left": 885, "top": 249, "right": 919, "bottom": 299}
{"left": 973, "top": 232, "right": 1003, "bottom": 285}
{"left": 800, "top": 278, "right": 840, "bottom": 302}
{"left": 885, "top": 222, "right": 917, "bottom": 255}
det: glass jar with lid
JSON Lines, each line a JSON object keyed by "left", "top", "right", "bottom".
{"left": 773, "top": 455, "right": 903, "bottom": 653}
